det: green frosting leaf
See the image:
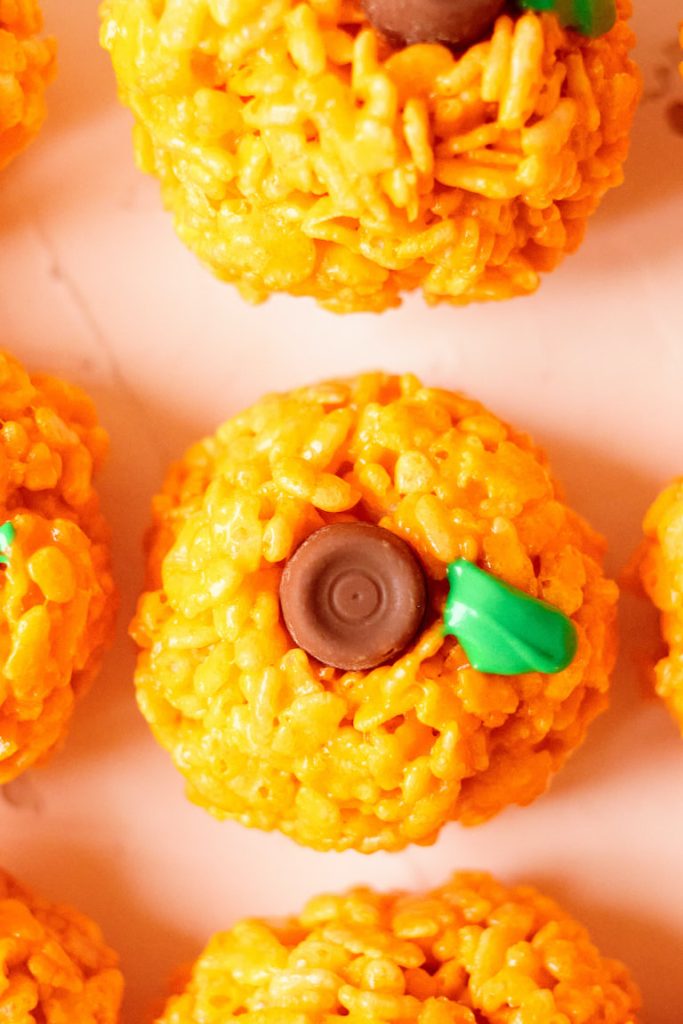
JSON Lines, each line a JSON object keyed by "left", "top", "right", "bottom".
{"left": 518, "top": 0, "right": 616, "bottom": 37}
{"left": 0, "top": 522, "right": 16, "bottom": 567}
{"left": 443, "top": 559, "right": 578, "bottom": 676}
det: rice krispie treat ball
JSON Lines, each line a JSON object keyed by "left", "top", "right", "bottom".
{"left": 0, "top": 0, "right": 55, "bottom": 172}
{"left": 132, "top": 373, "right": 618, "bottom": 852}
{"left": 100, "top": 0, "right": 639, "bottom": 313}
{"left": 0, "top": 351, "right": 116, "bottom": 784}
{"left": 155, "top": 871, "right": 641, "bottom": 1023}
{"left": 0, "top": 866, "right": 123, "bottom": 1023}
{"left": 638, "top": 479, "right": 683, "bottom": 735}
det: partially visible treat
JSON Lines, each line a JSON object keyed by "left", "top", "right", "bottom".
{"left": 155, "top": 871, "right": 642, "bottom": 1024}
{"left": 0, "top": 0, "right": 56, "bottom": 171}
{"left": 637, "top": 479, "right": 683, "bottom": 735}
{"left": 0, "top": 866, "right": 123, "bottom": 1023}
{"left": 0, "top": 351, "right": 116, "bottom": 784}
{"left": 101, "top": 0, "right": 640, "bottom": 312}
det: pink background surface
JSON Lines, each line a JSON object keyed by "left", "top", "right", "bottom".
{"left": 1, "top": 1, "right": 683, "bottom": 1020}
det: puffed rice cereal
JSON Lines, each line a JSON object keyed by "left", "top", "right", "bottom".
{"left": 0, "top": 0, "right": 55, "bottom": 171}
{"left": 100, "top": 0, "right": 639, "bottom": 312}
{"left": 0, "top": 350, "right": 116, "bottom": 784}
{"left": 155, "top": 871, "right": 641, "bottom": 1023}
{"left": 0, "top": 865, "right": 123, "bottom": 1023}
{"left": 132, "top": 373, "right": 618, "bottom": 852}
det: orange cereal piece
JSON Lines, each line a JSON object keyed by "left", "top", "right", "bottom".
{"left": 100, "top": 0, "right": 639, "bottom": 312}
{"left": 637, "top": 478, "right": 683, "bottom": 735}
{"left": 155, "top": 872, "right": 641, "bottom": 1023}
{"left": 132, "top": 373, "right": 618, "bottom": 852}
{"left": 0, "top": 866, "right": 123, "bottom": 1023}
{"left": 0, "top": 0, "right": 55, "bottom": 172}
{"left": 0, "top": 350, "right": 116, "bottom": 784}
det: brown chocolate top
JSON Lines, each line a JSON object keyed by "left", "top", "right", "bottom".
{"left": 361, "top": 0, "right": 506, "bottom": 49}
{"left": 279, "top": 522, "right": 427, "bottom": 671}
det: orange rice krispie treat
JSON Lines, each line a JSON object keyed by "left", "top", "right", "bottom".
{"left": 0, "top": 351, "right": 116, "bottom": 785}
{"left": 132, "top": 373, "right": 618, "bottom": 852}
{"left": 0, "top": 866, "right": 123, "bottom": 1023}
{"left": 100, "top": 0, "right": 639, "bottom": 313}
{"left": 637, "top": 479, "right": 683, "bottom": 735}
{"left": 155, "top": 871, "right": 641, "bottom": 1023}
{"left": 0, "top": 0, "right": 55, "bottom": 172}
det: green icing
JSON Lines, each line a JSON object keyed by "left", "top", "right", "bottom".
{"left": 518, "top": 0, "right": 616, "bottom": 37}
{"left": 0, "top": 522, "right": 15, "bottom": 567}
{"left": 443, "top": 559, "right": 578, "bottom": 676}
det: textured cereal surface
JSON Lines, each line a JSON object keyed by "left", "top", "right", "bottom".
{"left": 133, "top": 373, "right": 618, "bottom": 852}
{"left": 156, "top": 871, "right": 641, "bottom": 1023}
{"left": 0, "top": 866, "right": 123, "bottom": 1023}
{"left": 0, "top": 0, "right": 55, "bottom": 171}
{"left": 0, "top": 350, "right": 116, "bottom": 784}
{"left": 100, "top": 0, "right": 639, "bottom": 313}
{"left": 638, "top": 478, "right": 683, "bottom": 736}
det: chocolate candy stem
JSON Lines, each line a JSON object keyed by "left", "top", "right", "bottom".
{"left": 0, "top": 522, "right": 15, "bottom": 567}
{"left": 280, "top": 523, "right": 427, "bottom": 671}
{"left": 443, "top": 558, "right": 578, "bottom": 675}
{"left": 361, "top": 0, "right": 507, "bottom": 50}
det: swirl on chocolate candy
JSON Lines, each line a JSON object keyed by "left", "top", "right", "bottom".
{"left": 279, "top": 523, "right": 427, "bottom": 671}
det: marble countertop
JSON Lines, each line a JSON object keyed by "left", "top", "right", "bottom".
{"left": 1, "top": 1, "right": 682, "bottom": 1021}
